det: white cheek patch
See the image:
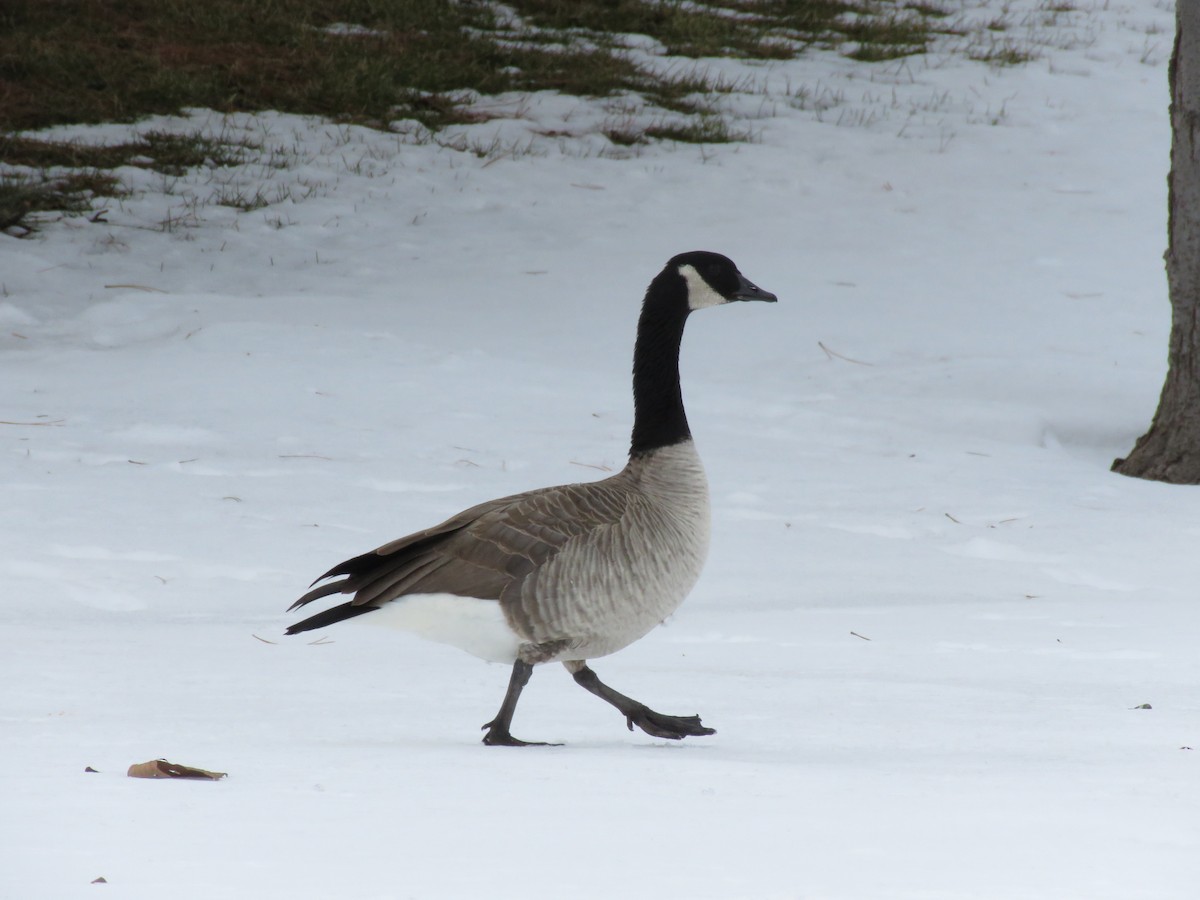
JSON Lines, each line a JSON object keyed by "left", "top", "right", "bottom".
{"left": 679, "top": 264, "right": 728, "bottom": 310}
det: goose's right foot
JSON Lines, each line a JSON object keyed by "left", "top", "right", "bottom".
{"left": 621, "top": 706, "right": 715, "bottom": 740}
{"left": 566, "top": 661, "right": 716, "bottom": 741}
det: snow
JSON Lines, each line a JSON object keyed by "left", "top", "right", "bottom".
{"left": 2, "top": 1, "right": 1195, "bottom": 897}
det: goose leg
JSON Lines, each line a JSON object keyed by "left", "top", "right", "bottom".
{"left": 481, "top": 659, "right": 559, "bottom": 747}
{"left": 564, "top": 661, "right": 715, "bottom": 740}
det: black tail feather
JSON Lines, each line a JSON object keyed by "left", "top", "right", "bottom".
{"left": 285, "top": 600, "right": 378, "bottom": 635}
{"left": 312, "top": 548, "right": 387, "bottom": 585}
{"left": 288, "top": 578, "right": 350, "bottom": 612}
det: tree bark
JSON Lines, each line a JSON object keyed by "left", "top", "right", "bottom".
{"left": 1113, "top": 4, "right": 1200, "bottom": 483}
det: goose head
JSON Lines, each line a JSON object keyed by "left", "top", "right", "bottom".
{"left": 665, "top": 250, "right": 778, "bottom": 311}
{"left": 628, "top": 251, "right": 776, "bottom": 457}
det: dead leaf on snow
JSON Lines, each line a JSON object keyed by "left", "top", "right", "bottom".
{"left": 126, "top": 759, "right": 227, "bottom": 780}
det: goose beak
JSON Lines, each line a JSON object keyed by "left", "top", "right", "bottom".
{"left": 732, "top": 274, "right": 777, "bottom": 303}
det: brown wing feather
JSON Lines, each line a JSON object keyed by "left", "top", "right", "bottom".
{"left": 287, "top": 474, "right": 635, "bottom": 635}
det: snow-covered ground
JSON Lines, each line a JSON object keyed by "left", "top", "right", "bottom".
{"left": 2, "top": 2, "right": 1194, "bottom": 897}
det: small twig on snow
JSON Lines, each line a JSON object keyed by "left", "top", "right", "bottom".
{"left": 103, "top": 283, "right": 168, "bottom": 293}
{"left": 817, "top": 341, "right": 873, "bottom": 365}
{"left": 570, "top": 460, "right": 613, "bottom": 472}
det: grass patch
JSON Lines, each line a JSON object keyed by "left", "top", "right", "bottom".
{"left": 902, "top": 1, "right": 953, "bottom": 17}
{"left": 1, "top": 131, "right": 251, "bottom": 175}
{"left": 0, "top": 129, "right": 260, "bottom": 232}
{"left": 842, "top": 13, "right": 935, "bottom": 60}
{"left": 0, "top": 0, "right": 489, "bottom": 132}
{"left": 0, "top": 1, "right": 957, "bottom": 136}
{"left": 603, "top": 124, "right": 648, "bottom": 147}
{"left": 506, "top": 0, "right": 831, "bottom": 59}
{"left": 644, "top": 115, "right": 755, "bottom": 144}
{"left": 506, "top": 0, "right": 962, "bottom": 62}
{"left": 0, "top": 0, "right": 1027, "bottom": 231}
{"left": 212, "top": 184, "right": 283, "bottom": 212}
{"left": 967, "top": 36, "right": 1038, "bottom": 66}
{"left": 0, "top": 170, "right": 124, "bottom": 232}
{"left": 0, "top": 0, "right": 655, "bottom": 133}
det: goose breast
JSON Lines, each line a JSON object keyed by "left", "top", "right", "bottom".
{"left": 502, "top": 441, "right": 711, "bottom": 661}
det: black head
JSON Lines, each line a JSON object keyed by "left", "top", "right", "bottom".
{"left": 662, "top": 251, "right": 778, "bottom": 311}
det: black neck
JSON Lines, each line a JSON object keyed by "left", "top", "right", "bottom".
{"left": 629, "top": 275, "right": 691, "bottom": 458}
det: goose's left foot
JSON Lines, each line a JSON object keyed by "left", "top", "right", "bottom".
{"left": 480, "top": 721, "right": 560, "bottom": 747}
{"left": 481, "top": 659, "right": 561, "bottom": 747}
{"left": 567, "top": 661, "right": 716, "bottom": 741}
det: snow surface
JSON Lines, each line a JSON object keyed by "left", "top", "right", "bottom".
{"left": 2, "top": 2, "right": 1196, "bottom": 898}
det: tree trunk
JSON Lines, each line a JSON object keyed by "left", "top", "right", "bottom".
{"left": 1113, "top": 4, "right": 1200, "bottom": 483}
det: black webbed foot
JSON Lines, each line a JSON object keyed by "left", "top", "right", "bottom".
{"left": 622, "top": 706, "right": 716, "bottom": 740}
{"left": 567, "top": 662, "right": 716, "bottom": 742}
{"left": 480, "top": 720, "right": 561, "bottom": 747}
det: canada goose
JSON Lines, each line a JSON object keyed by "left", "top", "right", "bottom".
{"left": 287, "top": 251, "right": 776, "bottom": 745}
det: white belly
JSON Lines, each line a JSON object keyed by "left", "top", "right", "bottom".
{"left": 366, "top": 593, "right": 520, "bottom": 663}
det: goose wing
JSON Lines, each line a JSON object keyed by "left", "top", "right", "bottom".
{"left": 286, "top": 475, "right": 633, "bottom": 634}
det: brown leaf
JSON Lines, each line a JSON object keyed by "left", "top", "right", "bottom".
{"left": 126, "top": 759, "right": 227, "bottom": 780}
